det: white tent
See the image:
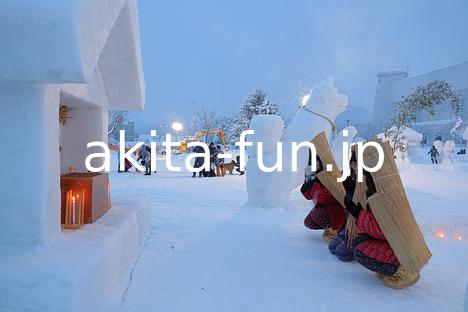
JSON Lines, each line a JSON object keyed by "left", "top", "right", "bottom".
{"left": 377, "top": 126, "right": 423, "bottom": 147}
{"left": 377, "top": 126, "right": 423, "bottom": 162}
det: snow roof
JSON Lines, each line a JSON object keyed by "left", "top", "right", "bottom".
{"left": 377, "top": 126, "right": 423, "bottom": 143}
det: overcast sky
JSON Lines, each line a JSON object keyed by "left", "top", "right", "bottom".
{"left": 131, "top": 0, "right": 468, "bottom": 133}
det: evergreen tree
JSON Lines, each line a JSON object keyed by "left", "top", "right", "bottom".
{"left": 230, "top": 90, "right": 280, "bottom": 141}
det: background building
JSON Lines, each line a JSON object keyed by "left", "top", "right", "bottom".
{"left": 111, "top": 121, "right": 136, "bottom": 141}
{"left": 373, "top": 61, "right": 468, "bottom": 142}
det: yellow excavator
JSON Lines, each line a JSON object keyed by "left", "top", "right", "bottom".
{"left": 179, "top": 128, "right": 227, "bottom": 153}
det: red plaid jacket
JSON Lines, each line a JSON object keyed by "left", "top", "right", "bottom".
{"left": 355, "top": 210, "right": 399, "bottom": 265}
{"left": 301, "top": 180, "right": 347, "bottom": 230}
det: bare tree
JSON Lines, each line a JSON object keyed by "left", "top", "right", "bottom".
{"left": 192, "top": 103, "right": 219, "bottom": 143}
{"left": 108, "top": 110, "right": 129, "bottom": 136}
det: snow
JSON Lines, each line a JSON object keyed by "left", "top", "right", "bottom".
{"left": 246, "top": 78, "right": 348, "bottom": 207}
{"left": 0, "top": 85, "right": 61, "bottom": 247}
{"left": 102, "top": 149, "right": 468, "bottom": 312}
{"left": 0, "top": 199, "right": 149, "bottom": 312}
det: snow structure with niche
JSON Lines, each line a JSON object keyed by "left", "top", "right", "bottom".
{"left": 246, "top": 78, "right": 351, "bottom": 207}
{"left": 0, "top": 1, "right": 147, "bottom": 311}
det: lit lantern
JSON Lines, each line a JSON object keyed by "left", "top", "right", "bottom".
{"left": 64, "top": 189, "right": 84, "bottom": 230}
{"left": 454, "top": 234, "right": 463, "bottom": 241}
{"left": 435, "top": 230, "right": 445, "bottom": 239}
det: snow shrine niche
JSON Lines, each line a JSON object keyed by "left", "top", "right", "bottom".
{"left": 246, "top": 78, "right": 349, "bottom": 207}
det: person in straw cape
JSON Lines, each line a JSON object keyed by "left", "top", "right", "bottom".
{"left": 308, "top": 132, "right": 431, "bottom": 288}
{"left": 343, "top": 140, "right": 431, "bottom": 289}
{"left": 300, "top": 152, "right": 347, "bottom": 243}
{"left": 328, "top": 151, "right": 359, "bottom": 262}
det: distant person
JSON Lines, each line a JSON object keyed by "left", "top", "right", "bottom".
{"left": 235, "top": 155, "right": 245, "bottom": 175}
{"left": 138, "top": 145, "right": 152, "bottom": 175}
{"left": 428, "top": 145, "right": 439, "bottom": 164}
{"left": 192, "top": 145, "right": 206, "bottom": 178}
{"left": 208, "top": 142, "right": 218, "bottom": 177}
{"left": 215, "top": 145, "right": 225, "bottom": 177}
{"left": 420, "top": 135, "right": 427, "bottom": 148}
{"left": 117, "top": 148, "right": 132, "bottom": 172}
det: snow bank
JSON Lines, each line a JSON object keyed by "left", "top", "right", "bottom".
{"left": 0, "top": 200, "right": 149, "bottom": 312}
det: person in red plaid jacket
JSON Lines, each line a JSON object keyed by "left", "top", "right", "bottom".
{"left": 344, "top": 171, "right": 420, "bottom": 289}
{"left": 300, "top": 157, "right": 347, "bottom": 242}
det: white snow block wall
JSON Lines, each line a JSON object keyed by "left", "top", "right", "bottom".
{"left": 0, "top": 0, "right": 147, "bottom": 310}
{"left": 246, "top": 78, "right": 348, "bottom": 207}
{"left": 0, "top": 0, "right": 145, "bottom": 247}
{"left": 0, "top": 84, "right": 61, "bottom": 246}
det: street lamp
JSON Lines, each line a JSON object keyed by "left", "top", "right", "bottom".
{"left": 172, "top": 121, "right": 184, "bottom": 141}
{"left": 172, "top": 121, "right": 183, "bottom": 133}
{"left": 301, "top": 94, "right": 311, "bottom": 107}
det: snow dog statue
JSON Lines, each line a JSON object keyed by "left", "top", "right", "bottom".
{"left": 246, "top": 78, "right": 348, "bottom": 207}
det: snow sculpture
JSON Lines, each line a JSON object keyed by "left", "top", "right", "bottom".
{"left": 246, "top": 78, "right": 347, "bottom": 207}
{"left": 248, "top": 115, "right": 284, "bottom": 155}
{"left": 442, "top": 140, "right": 456, "bottom": 164}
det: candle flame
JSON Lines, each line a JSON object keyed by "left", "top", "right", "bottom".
{"left": 455, "top": 234, "right": 462, "bottom": 241}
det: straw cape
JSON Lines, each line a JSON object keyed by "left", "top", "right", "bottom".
{"left": 311, "top": 132, "right": 347, "bottom": 208}
{"left": 311, "top": 132, "right": 359, "bottom": 241}
{"left": 362, "top": 140, "right": 431, "bottom": 275}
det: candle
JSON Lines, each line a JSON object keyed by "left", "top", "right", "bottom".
{"left": 72, "top": 195, "right": 76, "bottom": 224}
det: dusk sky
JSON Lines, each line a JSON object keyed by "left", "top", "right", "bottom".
{"left": 131, "top": 0, "right": 468, "bottom": 133}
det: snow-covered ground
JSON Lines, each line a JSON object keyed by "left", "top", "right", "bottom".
{"left": 106, "top": 149, "right": 468, "bottom": 312}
